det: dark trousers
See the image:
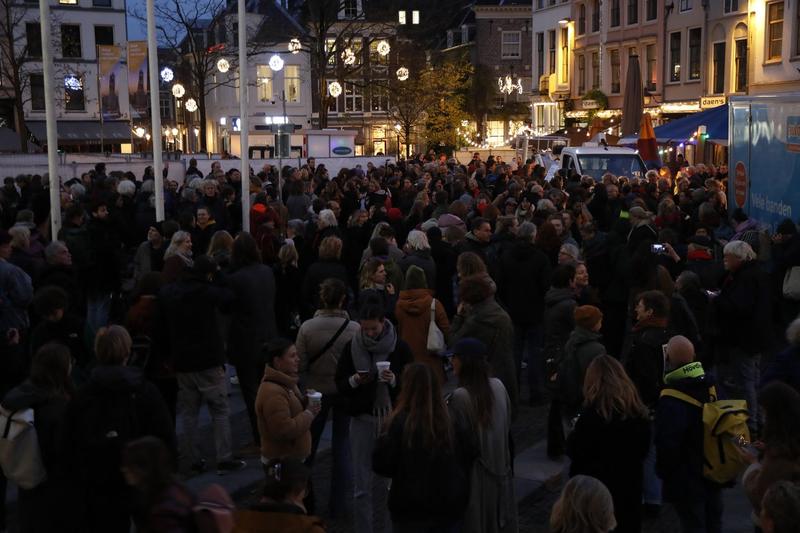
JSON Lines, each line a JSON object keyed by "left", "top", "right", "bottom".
{"left": 307, "top": 393, "right": 352, "bottom": 517}
{"left": 672, "top": 483, "right": 723, "bottom": 533}
{"left": 513, "top": 323, "right": 544, "bottom": 403}
{"left": 234, "top": 359, "right": 262, "bottom": 443}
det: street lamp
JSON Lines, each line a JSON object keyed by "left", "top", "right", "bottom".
{"left": 394, "top": 123, "right": 401, "bottom": 159}
{"left": 134, "top": 127, "right": 146, "bottom": 138}
{"left": 396, "top": 67, "right": 409, "bottom": 81}
{"left": 160, "top": 67, "right": 174, "bottom": 82}
{"left": 377, "top": 40, "right": 391, "bottom": 56}
{"left": 288, "top": 38, "right": 302, "bottom": 54}
{"left": 185, "top": 98, "right": 198, "bottom": 112}
{"left": 269, "top": 54, "right": 284, "bottom": 71}
{"left": 328, "top": 81, "right": 343, "bottom": 98}
{"left": 172, "top": 83, "right": 185, "bottom": 98}
{"left": 216, "top": 58, "right": 230, "bottom": 73}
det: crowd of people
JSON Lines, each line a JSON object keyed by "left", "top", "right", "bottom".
{"left": 1, "top": 152, "right": 800, "bottom": 533}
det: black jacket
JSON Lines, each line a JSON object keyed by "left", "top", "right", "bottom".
{"left": 568, "top": 407, "right": 651, "bottom": 533}
{"left": 429, "top": 238, "right": 457, "bottom": 316}
{"left": 158, "top": 276, "right": 234, "bottom": 372}
{"left": 301, "top": 259, "right": 349, "bottom": 320}
{"left": 60, "top": 365, "right": 175, "bottom": 532}
{"left": 543, "top": 287, "right": 577, "bottom": 364}
{"left": 334, "top": 338, "right": 412, "bottom": 417}
{"left": 655, "top": 373, "right": 717, "bottom": 502}
{"left": 497, "top": 240, "right": 552, "bottom": 326}
{"left": 623, "top": 321, "right": 672, "bottom": 408}
{"left": 398, "top": 250, "right": 437, "bottom": 292}
{"left": 372, "top": 410, "right": 475, "bottom": 525}
{"left": 85, "top": 217, "right": 122, "bottom": 294}
{"left": 714, "top": 261, "right": 772, "bottom": 355}
{"left": 226, "top": 263, "right": 278, "bottom": 366}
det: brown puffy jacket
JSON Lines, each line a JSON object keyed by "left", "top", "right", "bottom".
{"left": 255, "top": 367, "right": 313, "bottom": 461}
{"left": 395, "top": 288, "right": 450, "bottom": 384}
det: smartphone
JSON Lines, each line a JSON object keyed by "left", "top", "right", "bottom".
{"left": 651, "top": 244, "right": 666, "bottom": 254}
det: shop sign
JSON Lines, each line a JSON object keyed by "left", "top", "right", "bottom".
{"left": 700, "top": 96, "right": 727, "bottom": 109}
{"left": 581, "top": 99, "right": 599, "bottom": 110}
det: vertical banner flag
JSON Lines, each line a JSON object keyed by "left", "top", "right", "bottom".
{"left": 98, "top": 45, "right": 122, "bottom": 119}
{"left": 127, "top": 41, "right": 149, "bottom": 117}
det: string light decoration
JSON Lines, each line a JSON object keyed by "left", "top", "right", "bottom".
{"left": 185, "top": 98, "right": 198, "bottom": 112}
{"left": 376, "top": 40, "right": 391, "bottom": 56}
{"left": 341, "top": 48, "right": 356, "bottom": 66}
{"left": 171, "top": 83, "right": 185, "bottom": 98}
{"left": 216, "top": 59, "right": 230, "bottom": 73}
{"left": 160, "top": 67, "right": 174, "bottom": 82}
{"left": 328, "top": 81, "right": 342, "bottom": 98}
{"left": 269, "top": 54, "right": 284, "bottom": 71}
{"left": 497, "top": 75, "right": 523, "bottom": 95}
{"left": 288, "top": 38, "right": 302, "bottom": 54}
{"left": 396, "top": 67, "right": 409, "bottom": 81}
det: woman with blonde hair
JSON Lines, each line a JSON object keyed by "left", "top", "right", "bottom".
{"left": 550, "top": 475, "right": 617, "bottom": 533}
{"left": 566, "top": 355, "right": 651, "bottom": 533}
{"left": 162, "top": 230, "right": 193, "bottom": 283}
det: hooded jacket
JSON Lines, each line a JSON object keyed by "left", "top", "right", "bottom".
{"left": 297, "top": 309, "right": 359, "bottom": 395}
{"left": 543, "top": 287, "right": 577, "bottom": 363}
{"left": 395, "top": 289, "right": 450, "bottom": 383}
{"left": 3, "top": 381, "right": 67, "bottom": 473}
{"left": 560, "top": 327, "right": 606, "bottom": 411}
{"left": 399, "top": 250, "right": 437, "bottom": 291}
{"left": 255, "top": 366, "right": 314, "bottom": 461}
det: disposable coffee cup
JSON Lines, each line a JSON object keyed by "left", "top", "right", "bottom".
{"left": 308, "top": 391, "right": 322, "bottom": 407}
{"left": 376, "top": 361, "right": 391, "bottom": 380}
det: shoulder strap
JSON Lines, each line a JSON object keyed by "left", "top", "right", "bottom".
{"left": 308, "top": 319, "right": 350, "bottom": 368}
{"left": 660, "top": 388, "right": 703, "bottom": 408}
{"left": 430, "top": 298, "right": 437, "bottom": 323}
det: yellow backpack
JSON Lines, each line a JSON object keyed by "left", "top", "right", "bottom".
{"left": 659, "top": 385, "right": 751, "bottom": 485}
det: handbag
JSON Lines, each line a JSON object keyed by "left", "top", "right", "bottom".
{"left": 0, "top": 407, "right": 47, "bottom": 489}
{"left": 426, "top": 299, "right": 446, "bottom": 354}
{"left": 783, "top": 266, "right": 800, "bottom": 300}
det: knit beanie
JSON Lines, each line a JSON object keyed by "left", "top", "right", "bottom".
{"left": 403, "top": 265, "right": 428, "bottom": 291}
{"left": 574, "top": 305, "right": 603, "bottom": 331}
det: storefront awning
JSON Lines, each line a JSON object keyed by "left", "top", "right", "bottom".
{"left": 26, "top": 121, "right": 132, "bottom": 143}
{"left": 619, "top": 104, "right": 728, "bottom": 145}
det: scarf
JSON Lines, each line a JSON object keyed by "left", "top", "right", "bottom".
{"left": 664, "top": 361, "right": 705, "bottom": 385}
{"left": 351, "top": 319, "right": 397, "bottom": 434}
{"left": 632, "top": 316, "right": 669, "bottom": 332}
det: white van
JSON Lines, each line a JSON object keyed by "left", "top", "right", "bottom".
{"left": 545, "top": 146, "right": 647, "bottom": 182}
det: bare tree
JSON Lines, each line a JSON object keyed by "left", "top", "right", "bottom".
{"left": 130, "top": 0, "right": 251, "bottom": 153}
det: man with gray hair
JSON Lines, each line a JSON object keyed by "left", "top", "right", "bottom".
{"left": 714, "top": 240, "right": 771, "bottom": 431}
{"left": 497, "top": 221, "right": 552, "bottom": 404}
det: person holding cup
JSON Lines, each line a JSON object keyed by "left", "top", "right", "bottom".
{"left": 336, "top": 296, "right": 412, "bottom": 533}
{"left": 256, "top": 338, "right": 321, "bottom": 471}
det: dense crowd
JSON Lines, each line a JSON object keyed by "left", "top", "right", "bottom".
{"left": 1, "top": 152, "right": 800, "bottom": 533}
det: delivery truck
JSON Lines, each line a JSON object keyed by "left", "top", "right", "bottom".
{"left": 729, "top": 94, "right": 800, "bottom": 231}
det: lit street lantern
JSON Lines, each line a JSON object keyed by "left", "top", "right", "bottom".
{"left": 160, "top": 67, "right": 174, "bottom": 82}
{"left": 185, "top": 98, "right": 198, "bottom": 112}
{"left": 172, "top": 83, "right": 185, "bottom": 98}
{"left": 328, "top": 81, "right": 343, "bottom": 98}
{"left": 216, "top": 58, "right": 230, "bottom": 73}
{"left": 396, "top": 67, "right": 409, "bottom": 81}
{"left": 269, "top": 54, "right": 284, "bottom": 71}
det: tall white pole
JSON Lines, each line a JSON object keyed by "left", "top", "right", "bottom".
{"left": 238, "top": 0, "right": 250, "bottom": 233}
{"left": 39, "top": 0, "right": 61, "bottom": 240}
{"left": 146, "top": 0, "right": 165, "bottom": 221}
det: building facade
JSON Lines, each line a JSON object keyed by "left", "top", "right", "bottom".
{"left": 0, "top": 0, "right": 130, "bottom": 151}
{"left": 530, "top": 0, "right": 571, "bottom": 136}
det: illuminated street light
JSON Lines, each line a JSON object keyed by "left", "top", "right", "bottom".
{"left": 172, "top": 83, "right": 185, "bottom": 98}
{"left": 341, "top": 48, "right": 356, "bottom": 66}
{"left": 134, "top": 127, "right": 146, "bottom": 138}
{"left": 171, "top": 128, "right": 179, "bottom": 136}
{"left": 288, "top": 38, "right": 302, "bottom": 54}
{"left": 377, "top": 40, "right": 391, "bottom": 56}
{"left": 185, "top": 98, "right": 198, "bottom": 112}
{"left": 216, "top": 58, "right": 230, "bottom": 73}
{"left": 396, "top": 67, "right": 409, "bottom": 81}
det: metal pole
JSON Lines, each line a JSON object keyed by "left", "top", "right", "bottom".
{"left": 238, "top": 0, "right": 250, "bottom": 233}
{"left": 39, "top": 0, "right": 60, "bottom": 240}
{"left": 146, "top": 0, "right": 165, "bottom": 221}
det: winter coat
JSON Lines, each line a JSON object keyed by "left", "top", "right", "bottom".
{"left": 36, "top": 263, "right": 83, "bottom": 314}
{"left": 429, "top": 238, "right": 458, "bottom": 316}
{"left": 2, "top": 381, "right": 69, "bottom": 532}
{"left": 226, "top": 263, "right": 278, "bottom": 366}
{"left": 29, "top": 315, "right": 91, "bottom": 368}
{"left": 233, "top": 503, "right": 326, "bottom": 533}
{"left": 372, "top": 410, "right": 474, "bottom": 526}
{"left": 448, "top": 379, "right": 517, "bottom": 533}
{"left": 496, "top": 240, "right": 552, "bottom": 326}
{"left": 395, "top": 289, "right": 450, "bottom": 383}
{"left": 761, "top": 345, "right": 800, "bottom": 392}
{"left": 655, "top": 372, "right": 717, "bottom": 502}
{"left": 623, "top": 318, "right": 672, "bottom": 408}
{"left": 567, "top": 407, "right": 651, "bottom": 533}
{"left": 542, "top": 287, "right": 577, "bottom": 366}
{"left": 0, "top": 258, "right": 33, "bottom": 331}
{"left": 714, "top": 261, "right": 772, "bottom": 356}
{"left": 334, "top": 337, "right": 412, "bottom": 417}
{"left": 451, "top": 297, "right": 519, "bottom": 413}
{"left": 60, "top": 365, "right": 175, "bottom": 533}
{"left": 85, "top": 216, "right": 122, "bottom": 294}
{"left": 454, "top": 232, "right": 490, "bottom": 262}
{"left": 133, "top": 241, "right": 166, "bottom": 282}
{"left": 300, "top": 259, "right": 349, "bottom": 320}
{"left": 255, "top": 366, "right": 314, "bottom": 461}
{"left": 560, "top": 327, "right": 606, "bottom": 412}
{"left": 192, "top": 221, "right": 217, "bottom": 258}
{"left": 398, "top": 250, "right": 437, "bottom": 291}
{"left": 158, "top": 276, "right": 234, "bottom": 373}
{"left": 297, "top": 309, "right": 359, "bottom": 395}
